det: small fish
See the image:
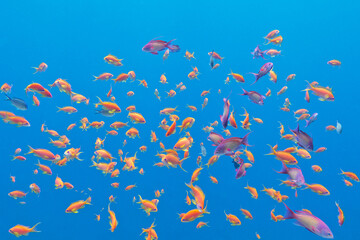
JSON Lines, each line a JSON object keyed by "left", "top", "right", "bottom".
{"left": 142, "top": 39, "right": 180, "bottom": 55}
{"left": 249, "top": 62, "right": 273, "bottom": 85}
{"left": 291, "top": 124, "right": 314, "bottom": 151}
{"left": 251, "top": 45, "right": 268, "bottom": 59}
{"left": 200, "top": 143, "right": 207, "bottom": 157}
{"left": 214, "top": 133, "right": 251, "bottom": 156}
{"left": 276, "top": 162, "right": 305, "bottom": 187}
{"left": 305, "top": 113, "right": 318, "bottom": 127}
{"left": 336, "top": 121, "right": 342, "bottom": 134}
{"left": 207, "top": 132, "right": 224, "bottom": 146}
{"left": 220, "top": 92, "right": 231, "bottom": 128}
{"left": 240, "top": 88, "right": 265, "bottom": 105}
{"left": 4, "top": 93, "right": 28, "bottom": 110}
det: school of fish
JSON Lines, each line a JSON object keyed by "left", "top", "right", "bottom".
{"left": 3, "top": 32, "right": 354, "bottom": 239}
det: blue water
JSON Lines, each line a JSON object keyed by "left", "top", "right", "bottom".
{"left": 1, "top": 0, "right": 359, "bottom": 239}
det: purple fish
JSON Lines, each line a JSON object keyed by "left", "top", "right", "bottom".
{"left": 214, "top": 133, "right": 251, "bottom": 156}
{"left": 234, "top": 157, "right": 246, "bottom": 179}
{"left": 251, "top": 45, "right": 268, "bottom": 59}
{"left": 276, "top": 162, "right": 305, "bottom": 187}
{"left": 142, "top": 39, "right": 180, "bottom": 55}
{"left": 291, "top": 124, "right": 314, "bottom": 151}
{"left": 249, "top": 62, "right": 273, "bottom": 84}
{"left": 220, "top": 94, "right": 231, "bottom": 128}
{"left": 283, "top": 204, "right": 334, "bottom": 239}
{"left": 207, "top": 132, "right": 224, "bottom": 146}
{"left": 305, "top": 113, "right": 318, "bottom": 128}
{"left": 240, "top": 88, "right": 265, "bottom": 105}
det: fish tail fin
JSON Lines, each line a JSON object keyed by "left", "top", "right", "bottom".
{"left": 283, "top": 203, "right": 295, "bottom": 219}
{"left": 85, "top": 196, "right": 92, "bottom": 204}
{"left": 266, "top": 144, "right": 275, "bottom": 155}
{"left": 137, "top": 195, "right": 143, "bottom": 204}
{"left": 26, "top": 146, "right": 34, "bottom": 154}
{"left": 32, "top": 67, "right": 39, "bottom": 74}
{"left": 242, "top": 132, "right": 251, "bottom": 146}
{"left": 202, "top": 201, "right": 210, "bottom": 214}
{"left": 276, "top": 162, "right": 288, "bottom": 174}
{"left": 30, "top": 222, "right": 41, "bottom": 232}
{"left": 179, "top": 158, "right": 187, "bottom": 173}
{"left": 166, "top": 39, "right": 175, "bottom": 45}
{"left": 304, "top": 119, "right": 310, "bottom": 127}
{"left": 240, "top": 88, "right": 248, "bottom": 96}
{"left": 93, "top": 75, "right": 98, "bottom": 81}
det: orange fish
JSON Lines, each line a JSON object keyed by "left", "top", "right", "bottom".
{"left": 180, "top": 207, "right": 209, "bottom": 222}
{"left": 335, "top": 202, "right": 344, "bottom": 226}
{"left": 137, "top": 195, "right": 158, "bottom": 216}
{"left": 224, "top": 211, "right": 241, "bottom": 226}
{"left": 104, "top": 54, "right": 123, "bottom": 66}
{"left": 9, "top": 223, "right": 41, "bottom": 237}
{"left": 8, "top": 190, "right": 27, "bottom": 199}
{"left": 340, "top": 169, "right": 359, "bottom": 182}
{"left": 65, "top": 197, "right": 91, "bottom": 213}
{"left": 108, "top": 203, "right": 118, "bottom": 232}
{"left": 196, "top": 221, "right": 209, "bottom": 228}
{"left": 33, "top": 62, "right": 48, "bottom": 73}
{"left": 57, "top": 106, "right": 77, "bottom": 114}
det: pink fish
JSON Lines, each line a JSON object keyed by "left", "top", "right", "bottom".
{"left": 142, "top": 39, "right": 180, "bottom": 55}
{"left": 240, "top": 88, "right": 265, "bottom": 105}
{"left": 214, "top": 133, "right": 251, "bottom": 156}
{"left": 251, "top": 45, "right": 268, "bottom": 59}
{"left": 220, "top": 93, "right": 231, "bottom": 128}
{"left": 249, "top": 62, "right": 273, "bottom": 84}
{"left": 207, "top": 132, "right": 224, "bottom": 146}
{"left": 234, "top": 157, "right": 246, "bottom": 179}
{"left": 283, "top": 204, "right": 333, "bottom": 239}
{"left": 276, "top": 162, "right": 305, "bottom": 187}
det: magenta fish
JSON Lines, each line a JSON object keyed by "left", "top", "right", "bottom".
{"left": 220, "top": 93, "right": 231, "bottom": 128}
{"left": 251, "top": 45, "right": 268, "bottom": 59}
{"left": 291, "top": 124, "right": 314, "bottom": 151}
{"left": 207, "top": 132, "right": 224, "bottom": 146}
{"left": 142, "top": 39, "right": 180, "bottom": 55}
{"left": 234, "top": 157, "right": 246, "bottom": 179}
{"left": 276, "top": 162, "right": 305, "bottom": 187}
{"left": 214, "top": 133, "right": 251, "bottom": 156}
{"left": 249, "top": 62, "right": 273, "bottom": 84}
{"left": 283, "top": 204, "right": 333, "bottom": 239}
{"left": 240, "top": 88, "right": 265, "bottom": 105}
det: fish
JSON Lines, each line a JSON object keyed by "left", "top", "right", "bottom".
{"left": 305, "top": 113, "right": 318, "bottom": 127}
{"left": 249, "top": 62, "right": 273, "bottom": 84}
{"left": 209, "top": 50, "right": 215, "bottom": 68}
{"left": 4, "top": 93, "right": 28, "bottom": 110}
{"left": 142, "top": 38, "right": 180, "bottom": 55}
{"left": 283, "top": 204, "right": 333, "bottom": 238}
{"left": 207, "top": 132, "right": 224, "bottom": 146}
{"left": 220, "top": 92, "right": 231, "bottom": 128}
{"left": 200, "top": 143, "right": 207, "bottom": 157}
{"left": 234, "top": 157, "right": 246, "bottom": 179}
{"left": 240, "top": 88, "right": 265, "bottom": 105}
{"left": 214, "top": 133, "right": 251, "bottom": 156}
{"left": 290, "top": 124, "right": 314, "bottom": 151}
{"left": 276, "top": 162, "right": 305, "bottom": 187}
{"left": 251, "top": 45, "right": 268, "bottom": 59}
{"left": 336, "top": 121, "right": 342, "bottom": 134}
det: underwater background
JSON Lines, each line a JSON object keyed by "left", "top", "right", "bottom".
{"left": 1, "top": 0, "right": 359, "bottom": 239}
